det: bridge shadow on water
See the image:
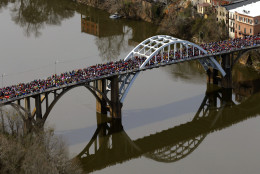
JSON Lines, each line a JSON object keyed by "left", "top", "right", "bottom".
{"left": 1, "top": 68, "right": 260, "bottom": 173}
{"left": 76, "top": 81, "right": 260, "bottom": 173}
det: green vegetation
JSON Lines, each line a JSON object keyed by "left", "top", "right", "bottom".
{"left": 159, "top": 3, "right": 228, "bottom": 43}
{"left": 0, "top": 108, "right": 82, "bottom": 174}
{"left": 121, "top": 0, "right": 134, "bottom": 17}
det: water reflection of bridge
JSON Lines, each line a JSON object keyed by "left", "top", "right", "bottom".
{"left": 77, "top": 83, "right": 260, "bottom": 173}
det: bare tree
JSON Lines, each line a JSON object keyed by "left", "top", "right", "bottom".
{"left": 0, "top": 107, "right": 83, "bottom": 174}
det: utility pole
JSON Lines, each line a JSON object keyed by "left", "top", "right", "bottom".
{"left": 1, "top": 73, "right": 6, "bottom": 89}
{"left": 54, "top": 60, "right": 59, "bottom": 86}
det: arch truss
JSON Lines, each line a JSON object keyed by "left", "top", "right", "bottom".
{"left": 124, "top": 35, "right": 226, "bottom": 76}
{"left": 117, "top": 36, "right": 226, "bottom": 102}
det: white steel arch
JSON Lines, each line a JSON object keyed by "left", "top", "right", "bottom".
{"left": 124, "top": 35, "right": 225, "bottom": 75}
{"left": 119, "top": 35, "right": 226, "bottom": 103}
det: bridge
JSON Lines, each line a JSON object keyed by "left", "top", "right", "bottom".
{"left": 1, "top": 35, "right": 260, "bottom": 128}
{"left": 77, "top": 85, "right": 260, "bottom": 173}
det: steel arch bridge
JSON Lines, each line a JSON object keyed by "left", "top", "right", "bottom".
{"left": 119, "top": 35, "right": 226, "bottom": 102}
{"left": 1, "top": 35, "right": 260, "bottom": 129}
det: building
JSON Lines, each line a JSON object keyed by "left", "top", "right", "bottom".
{"left": 232, "top": 1, "right": 260, "bottom": 38}
{"left": 213, "top": 0, "right": 259, "bottom": 38}
{"left": 197, "top": 3, "right": 211, "bottom": 17}
{"left": 216, "top": 0, "right": 238, "bottom": 25}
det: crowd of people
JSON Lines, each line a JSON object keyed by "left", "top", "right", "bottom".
{"left": 1, "top": 35, "right": 260, "bottom": 101}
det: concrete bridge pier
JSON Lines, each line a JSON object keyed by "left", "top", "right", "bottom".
{"left": 95, "top": 79, "right": 109, "bottom": 148}
{"left": 95, "top": 79, "right": 108, "bottom": 123}
{"left": 110, "top": 76, "right": 122, "bottom": 121}
{"left": 95, "top": 76, "right": 122, "bottom": 123}
{"left": 221, "top": 53, "right": 233, "bottom": 88}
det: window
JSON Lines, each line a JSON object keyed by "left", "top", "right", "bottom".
{"left": 236, "top": 15, "right": 237, "bottom": 20}
{"left": 246, "top": 18, "right": 248, "bottom": 23}
{"left": 239, "top": 25, "right": 240, "bottom": 30}
{"left": 250, "top": 28, "right": 252, "bottom": 33}
{"left": 249, "top": 19, "right": 252, "bottom": 24}
{"left": 244, "top": 28, "right": 246, "bottom": 34}
{"left": 255, "top": 19, "right": 258, "bottom": 24}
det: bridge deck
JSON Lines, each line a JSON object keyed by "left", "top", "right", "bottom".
{"left": 1, "top": 40, "right": 260, "bottom": 104}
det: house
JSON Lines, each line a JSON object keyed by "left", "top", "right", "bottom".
{"left": 197, "top": 3, "right": 211, "bottom": 17}
{"left": 232, "top": 1, "right": 260, "bottom": 38}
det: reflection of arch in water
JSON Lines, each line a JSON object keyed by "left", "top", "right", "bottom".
{"left": 78, "top": 84, "right": 260, "bottom": 173}
{"left": 77, "top": 86, "right": 232, "bottom": 173}
{"left": 145, "top": 134, "right": 206, "bottom": 163}
{"left": 144, "top": 87, "right": 227, "bottom": 163}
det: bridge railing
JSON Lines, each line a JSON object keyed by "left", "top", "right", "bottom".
{"left": 1, "top": 40, "right": 260, "bottom": 104}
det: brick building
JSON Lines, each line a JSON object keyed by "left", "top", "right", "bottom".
{"left": 232, "top": 1, "right": 260, "bottom": 38}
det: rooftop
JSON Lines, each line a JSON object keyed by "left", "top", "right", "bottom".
{"left": 230, "top": 1, "right": 260, "bottom": 17}
{"left": 224, "top": 0, "right": 259, "bottom": 11}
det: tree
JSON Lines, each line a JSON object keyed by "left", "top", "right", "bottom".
{"left": 0, "top": 107, "right": 83, "bottom": 174}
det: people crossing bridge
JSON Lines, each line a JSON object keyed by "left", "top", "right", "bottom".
{"left": 1, "top": 35, "right": 260, "bottom": 102}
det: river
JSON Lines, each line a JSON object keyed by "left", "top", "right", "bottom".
{"left": 1, "top": 1, "right": 260, "bottom": 173}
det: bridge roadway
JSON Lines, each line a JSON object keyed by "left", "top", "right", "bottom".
{"left": 79, "top": 88, "right": 260, "bottom": 173}
{"left": 1, "top": 39, "right": 260, "bottom": 105}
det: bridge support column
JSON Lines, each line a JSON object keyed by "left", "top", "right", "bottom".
{"left": 221, "top": 54, "right": 232, "bottom": 88}
{"left": 95, "top": 79, "right": 107, "bottom": 116}
{"left": 95, "top": 79, "right": 109, "bottom": 147}
{"left": 110, "top": 76, "right": 122, "bottom": 120}
{"left": 34, "top": 94, "right": 43, "bottom": 127}
{"left": 95, "top": 79, "right": 108, "bottom": 146}
{"left": 24, "top": 97, "right": 32, "bottom": 133}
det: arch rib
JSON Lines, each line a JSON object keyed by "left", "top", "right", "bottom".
{"left": 42, "top": 84, "right": 112, "bottom": 122}
{"left": 120, "top": 35, "right": 226, "bottom": 102}
{"left": 124, "top": 35, "right": 226, "bottom": 76}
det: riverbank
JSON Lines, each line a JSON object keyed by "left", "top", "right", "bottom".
{"left": 76, "top": 0, "right": 165, "bottom": 23}
{"left": 76, "top": 0, "right": 227, "bottom": 41}
{"left": 75, "top": 0, "right": 260, "bottom": 70}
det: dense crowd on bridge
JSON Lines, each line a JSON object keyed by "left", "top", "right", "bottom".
{"left": 1, "top": 35, "right": 260, "bottom": 101}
